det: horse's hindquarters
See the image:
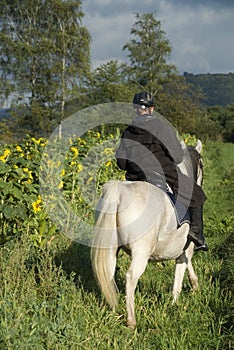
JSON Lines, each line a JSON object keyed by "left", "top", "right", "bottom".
{"left": 115, "top": 182, "right": 189, "bottom": 260}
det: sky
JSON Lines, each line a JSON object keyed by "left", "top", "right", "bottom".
{"left": 82, "top": 0, "right": 234, "bottom": 74}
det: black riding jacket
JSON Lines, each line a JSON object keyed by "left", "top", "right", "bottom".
{"left": 116, "top": 113, "right": 206, "bottom": 207}
{"left": 116, "top": 113, "right": 183, "bottom": 186}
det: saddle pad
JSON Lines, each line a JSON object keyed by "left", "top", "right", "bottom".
{"left": 166, "top": 192, "right": 190, "bottom": 227}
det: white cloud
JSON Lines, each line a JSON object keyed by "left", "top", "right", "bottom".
{"left": 84, "top": 12, "right": 134, "bottom": 68}
{"left": 83, "top": 0, "right": 234, "bottom": 74}
{"left": 162, "top": 5, "right": 234, "bottom": 73}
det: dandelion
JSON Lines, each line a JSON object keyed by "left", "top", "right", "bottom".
{"left": 32, "top": 195, "right": 42, "bottom": 213}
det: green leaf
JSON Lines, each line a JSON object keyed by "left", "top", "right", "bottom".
{"left": 2, "top": 205, "right": 14, "bottom": 219}
{"left": 11, "top": 187, "right": 25, "bottom": 200}
{"left": 0, "top": 163, "right": 11, "bottom": 174}
{"left": 39, "top": 219, "right": 47, "bottom": 235}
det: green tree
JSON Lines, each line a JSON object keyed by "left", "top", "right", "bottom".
{"left": 45, "top": 0, "right": 91, "bottom": 124}
{"left": 123, "top": 12, "right": 177, "bottom": 95}
{"left": 0, "top": 0, "right": 90, "bottom": 137}
{"left": 122, "top": 12, "right": 207, "bottom": 136}
{"left": 157, "top": 76, "right": 207, "bottom": 135}
{"left": 206, "top": 104, "right": 234, "bottom": 141}
{"left": 86, "top": 60, "right": 134, "bottom": 106}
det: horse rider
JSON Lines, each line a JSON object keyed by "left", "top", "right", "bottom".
{"left": 115, "top": 91, "right": 208, "bottom": 251}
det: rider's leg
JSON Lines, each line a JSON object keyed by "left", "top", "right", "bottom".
{"left": 188, "top": 205, "right": 208, "bottom": 251}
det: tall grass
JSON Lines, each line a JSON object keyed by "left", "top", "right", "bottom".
{"left": 0, "top": 142, "right": 233, "bottom": 349}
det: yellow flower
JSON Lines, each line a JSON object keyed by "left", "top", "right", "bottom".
{"left": 77, "top": 164, "right": 83, "bottom": 172}
{"left": 0, "top": 149, "right": 10, "bottom": 163}
{"left": 70, "top": 146, "right": 79, "bottom": 158}
{"left": 86, "top": 176, "right": 94, "bottom": 184}
{"left": 31, "top": 137, "right": 47, "bottom": 146}
{"left": 16, "top": 145, "right": 23, "bottom": 152}
{"left": 106, "top": 161, "right": 112, "bottom": 167}
{"left": 58, "top": 181, "right": 63, "bottom": 189}
{"left": 32, "top": 195, "right": 42, "bottom": 213}
{"left": 28, "top": 170, "right": 33, "bottom": 180}
{"left": 101, "top": 147, "right": 114, "bottom": 155}
{"left": 23, "top": 168, "right": 33, "bottom": 180}
{"left": 60, "top": 169, "right": 65, "bottom": 177}
{"left": 78, "top": 138, "right": 86, "bottom": 145}
{"left": 32, "top": 137, "right": 41, "bottom": 144}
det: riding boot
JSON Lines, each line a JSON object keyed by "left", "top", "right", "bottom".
{"left": 188, "top": 205, "right": 208, "bottom": 251}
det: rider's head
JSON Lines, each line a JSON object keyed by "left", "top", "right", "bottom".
{"left": 132, "top": 91, "right": 155, "bottom": 115}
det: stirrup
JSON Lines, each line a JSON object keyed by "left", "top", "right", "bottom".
{"left": 194, "top": 243, "right": 209, "bottom": 251}
{"left": 188, "top": 231, "right": 208, "bottom": 251}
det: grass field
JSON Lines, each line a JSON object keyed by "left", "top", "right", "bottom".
{"left": 0, "top": 141, "right": 233, "bottom": 350}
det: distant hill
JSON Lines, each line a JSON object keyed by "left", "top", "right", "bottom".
{"left": 183, "top": 72, "right": 234, "bottom": 106}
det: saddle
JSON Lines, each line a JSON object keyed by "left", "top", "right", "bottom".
{"left": 128, "top": 172, "right": 190, "bottom": 227}
{"left": 166, "top": 191, "right": 190, "bottom": 227}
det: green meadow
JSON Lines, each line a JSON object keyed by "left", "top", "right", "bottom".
{"left": 0, "top": 138, "right": 233, "bottom": 350}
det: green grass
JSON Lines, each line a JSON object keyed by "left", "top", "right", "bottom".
{"left": 0, "top": 142, "right": 233, "bottom": 350}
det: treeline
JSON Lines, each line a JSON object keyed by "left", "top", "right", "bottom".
{"left": 184, "top": 72, "right": 234, "bottom": 106}
{"left": 0, "top": 3, "right": 233, "bottom": 143}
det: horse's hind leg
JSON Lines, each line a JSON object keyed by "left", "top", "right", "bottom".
{"left": 126, "top": 251, "right": 149, "bottom": 329}
{"left": 173, "top": 243, "right": 198, "bottom": 303}
{"left": 172, "top": 252, "right": 188, "bottom": 304}
{"left": 187, "top": 243, "right": 198, "bottom": 291}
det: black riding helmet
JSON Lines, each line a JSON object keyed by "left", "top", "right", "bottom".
{"left": 132, "top": 91, "right": 155, "bottom": 107}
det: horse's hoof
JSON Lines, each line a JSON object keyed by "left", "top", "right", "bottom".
{"left": 127, "top": 320, "right": 136, "bottom": 330}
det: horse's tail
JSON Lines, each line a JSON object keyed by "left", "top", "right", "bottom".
{"left": 91, "top": 181, "right": 120, "bottom": 308}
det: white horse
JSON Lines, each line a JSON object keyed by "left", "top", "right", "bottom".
{"left": 91, "top": 140, "right": 203, "bottom": 329}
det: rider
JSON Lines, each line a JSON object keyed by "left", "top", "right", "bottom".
{"left": 116, "top": 91, "right": 208, "bottom": 251}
